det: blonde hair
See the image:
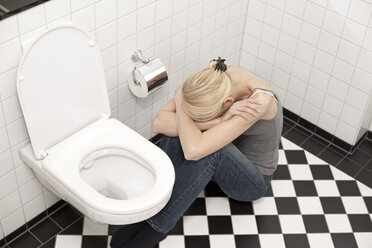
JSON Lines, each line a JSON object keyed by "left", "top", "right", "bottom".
{"left": 182, "top": 60, "right": 232, "bottom": 122}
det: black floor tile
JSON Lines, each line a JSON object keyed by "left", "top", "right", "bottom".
{"left": 81, "top": 235, "right": 108, "bottom": 248}
{"left": 331, "top": 233, "right": 358, "bottom": 248}
{"left": 255, "top": 215, "right": 281, "bottom": 233}
{"left": 282, "top": 122, "right": 293, "bottom": 136}
{"left": 363, "top": 197, "right": 372, "bottom": 213}
{"left": 0, "top": 238, "right": 5, "bottom": 247}
{"left": 337, "top": 158, "right": 363, "bottom": 178}
{"left": 302, "top": 215, "right": 329, "bottom": 233}
{"left": 39, "top": 237, "right": 55, "bottom": 248}
{"left": 8, "top": 231, "right": 41, "bottom": 248}
{"left": 235, "top": 235, "right": 260, "bottom": 248}
{"left": 319, "top": 197, "right": 346, "bottom": 213}
{"left": 318, "top": 145, "right": 345, "bottom": 166}
{"left": 184, "top": 198, "right": 206, "bottom": 215}
{"left": 46, "top": 200, "right": 66, "bottom": 215}
{"left": 272, "top": 165, "right": 291, "bottom": 180}
{"left": 204, "top": 182, "right": 226, "bottom": 197}
{"left": 60, "top": 217, "right": 84, "bottom": 235}
{"left": 283, "top": 110, "right": 299, "bottom": 123}
{"left": 301, "top": 136, "right": 328, "bottom": 156}
{"left": 358, "top": 138, "right": 372, "bottom": 154}
{"left": 29, "top": 218, "right": 61, "bottom": 243}
{"left": 293, "top": 181, "right": 318, "bottom": 196}
{"left": 264, "top": 184, "right": 273, "bottom": 197}
{"left": 285, "top": 150, "right": 308, "bottom": 164}
{"left": 5, "top": 226, "right": 27, "bottom": 244}
{"left": 207, "top": 216, "right": 233, "bottom": 234}
{"left": 184, "top": 236, "right": 209, "bottom": 248}
{"left": 348, "top": 214, "right": 372, "bottom": 232}
{"left": 365, "top": 159, "right": 372, "bottom": 171}
{"left": 356, "top": 168, "right": 372, "bottom": 188}
{"left": 299, "top": 118, "right": 316, "bottom": 132}
{"left": 283, "top": 234, "right": 310, "bottom": 248}
{"left": 275, "top": 197, "right": 300, "bottom": 214}
{"left": 50, "top": 204, "right": 82, "bottom": 229}
{"left": 309, "top": 164, "right": 334, "bottom": 180}
{"left": 284, "top": 126, "right": 311, "bottom": 146}
{"left": 168, "top": 218, "right": 183, "bottom": 235}
{"left": 229, "top": 199, "right": 254, "bottom": 215}
{"left": 346, "top": 149, "right": 371, "bottom": 166}
{"left": 336, "top": 181, "right": 361, "bottom": 196}
{"left": 27, "top": 211, "right": 47, "bottom": 229}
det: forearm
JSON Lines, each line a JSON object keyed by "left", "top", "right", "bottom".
{"left": 195, "top": 117, "right": 223, "bottom": 131}
{"left": 152, "top": 111, "right": 178, "bottom": 137}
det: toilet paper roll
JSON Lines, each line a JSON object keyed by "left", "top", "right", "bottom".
{"left": 128, "top": 57, "right": 168, "bottom": 98}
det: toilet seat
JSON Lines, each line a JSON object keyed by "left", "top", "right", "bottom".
{"left": 43, "top": 118, "right": 173, "bottom": 216}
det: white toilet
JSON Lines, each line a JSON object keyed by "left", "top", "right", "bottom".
{"left": 17, "top": 25, "right": 175, "bottom": 225}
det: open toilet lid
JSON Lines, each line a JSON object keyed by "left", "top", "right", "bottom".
{"left": 17, "top": 25, "right": 111, "bottom": 160}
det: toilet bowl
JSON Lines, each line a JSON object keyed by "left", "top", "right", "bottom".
{"left": 17, "top": 25, "right": 175, "bottom": 224}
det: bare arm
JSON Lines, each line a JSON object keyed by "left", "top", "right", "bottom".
{"left": 173, "top": 87, "right": 272, "bottom": 161}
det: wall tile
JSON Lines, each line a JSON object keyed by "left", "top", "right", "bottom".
{"left": 96, "top": 21, "right": 117, "bottom": 50}
{"left": 318, "top": 30, "right": 340, "bottom": 56}
{"left": 155, "top": 17, "right": 172, "bottom": 43}
{"left": 155, "top": 0, "right": 172, "bottom": 22}
{"left": 357, "top": 48, "right": 372, "bottom": 74}
{"left": 105, "top": 66, "right": 117, "bottom": 91}
{"left": 342, "top": 19, "right": 366, "bottom": 46}
{"left": 278, "top": 32, "right": 298, "bottom": 56}
{"left": 318, "top": 111, "right": 338, "bottom": 134}
{"left": 335, "top": 120, "right": 358, "bottom": 144}
{"left": 17, "top": 4, "right": 45, "bottom": 34}
{"left": 101, "top": 44, "right": 118, "bottom": 70}
{"left": 323, "top": 94, "right": 344, "bottom": 117}
{"left": 348, "top": 0, "right": 372, "bottom": 26}
{"left": 284, "top": 92, "right": 303, "bottom": 115}
{"left": 331, "top": 59, "right": 355, "bottom": 83}
{"left": 19, "top": 178, "right": 43, "bottom": 204}
{"left": 264, "top": 5, "right": 283, "bottom": 29}
{"left": 327, "top": 0, "right": 351, "bottom": 16}
{"left": 292, "top": 59, "right": 312, "bottom": 82}
{"left": 0, "top": 171, "right": 18, "bottom": 199}
{"left": 272, "top": 68, "right": 290, "bottom": 90}
{"left": 310, "top": 0, "right": 328, "bottom": 7}
{"left": 299, "top": 22, "right": 321, "bottom": 46}
{"left": 337, "top": 39, "right": 361, "bottom": 64}
{"left": 327, "top": 77, "right": 349, "bottom": 101}
{"left": 313, "top": 49, "right": 335, "bottom": 74}
{"left": 137, "top": 3, "right": 155, "bottom": 31}
{"left": 15, "top": 163, "right": 35, "bottom": 186}
{"left": 95, "top": 0, "right": 117, "bottom": 27}
{"left": 282, "top": 13, "right": 302, "bottom": 38}
{"left": 0, "top": 38, "right": 22, "bottom": 74}
{"left": 1, "top": 208, "right": 25, "bottom": 236}
{"left": 71, "top": 0, "right": 94, "bottom": 12}
{"left": 0, "top": 189, "right": 22, "bottom": 219}
{"left": 173, "top": 0, "right": 188, "bottom": 14}
{"left": 11, "top": 139, "right": 30, "bottom": 167}
{"left": 340, "top": 104, "right": 363, "bottom": 128}
{"left": 261, "top": 24, "right": 280, "bottom": 47}
{"left": 275, "top": 50, "right": 294, "bottom": 73}
{"left": 44, "top": 0, "right": 71, "bottom": 23}
{"left": 0, "top": 151, "right": 13, "bottom": 177}
{"left": 135, "top": 106, "right": 152, "bottom": 130}
{"left": 295, "top": 41, "right": 316, "bottom": 64}
{"left": 2, "top": 95, "right": 22, "bottom": 124}
{"left": 303, "top": 1, "right": 326, "bottom": 27}
{"left": 346, "top": 86, "right": 369, "bottom": 111}
{"left": 170, "top": 30, "right": 186, "bottom": 55}
{"left": 0, "top": 67, "right": 18, "bottom": 100}
{"left": 305, "top": 85, "right": 325, "bottom": 108}
{"left": 248, "top": 0, "right": 266, "bottom": 20}
{"left": 285, "top": 0, "right": 307, "bottom": 18}
{"left": 0, "top": 127, "right": 10, "bottom": 154}
{"left": 351, "top": 68, "right": 372, "bottom": 93}
{"left": 0, "top": 16, "right": 19, "bottom": 44}
{"left": 117, "top": 0, "right": 136, "bottom": 18}
{"left": 301, "top": 101, "right": 321, "bottom": 123}
{"left": 322, "top": 10, "right": 345, "bottom": 36}
{"left": 0, "top": 103, "right": 4, "bottom": 128}
{"left": 201, "top": 15, "right": 215, "bottom": 38}
{"left": 43, "top": 190, "right": 60, "bottom": 208}
{"left": 72, "top": 5, "right": 95, "bottom": 31}
{"left": 23, "top": 193, "right": 46, "bottom": 221}
{"left": 309, "top": 68, "right": 330, "bottom": 92}
{"left": 6, "top": 118, "right": 28, "bottom": 147}
{"left": 118, "top": 98, "right": 135, "bottom": 122}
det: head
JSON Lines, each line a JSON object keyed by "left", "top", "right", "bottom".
{"left": 182, "top": 58, "right": 233, "bottom": 122}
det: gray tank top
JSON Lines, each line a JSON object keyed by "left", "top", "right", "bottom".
{"left": 233, "top": 88, "right": 283, "bottom": 176}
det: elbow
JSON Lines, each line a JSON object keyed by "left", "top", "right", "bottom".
{"left": 183, "top": 148, "right": 201, "bottom": 161}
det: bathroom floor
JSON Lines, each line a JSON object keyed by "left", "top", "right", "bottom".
{"left": 5, "top": 136, "right": 372, "bottom": 248}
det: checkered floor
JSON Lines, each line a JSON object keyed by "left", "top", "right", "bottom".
{"left": 44, "top": 137, "right": 372, "bottom": 248}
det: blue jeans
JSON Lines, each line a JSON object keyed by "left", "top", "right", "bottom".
{"left": 147, "top": 135, "right": 271, "bottom": 233}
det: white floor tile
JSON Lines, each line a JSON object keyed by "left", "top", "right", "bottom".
{"left": 278, "top": 150, "right": 287, "bottom": 164}
{"left": 183, "top": 216, "right": 209, "bottom": 235}
{"left": 297, "top": 197, "right": 324, "bottom": 214}
{"left": 279, "top": 215, "right": 306, "bottom": 233}
{"left": 209, "top": 235, "right": 235, "bottom": 248}
{"left": 259, "top": 234, "right": 286, "bottom": 248}
{"left": 83, "top": 217, "right": 108, "bottom": 235}
{"left": 307, "top": 233, "right": 334, "bottom": 248}
{"left": 271, "top": 180, "right": 296, "bottom": 197}
{"left": 330, "top": 166, "right": 354, "bottom": 180}
{"left": 325, "top": 214, "right": 352, "bottom": 233}
{"left": 205, "top": 197, "right": 231, "bottom": 215}
{"left": 354, "top": 233, "right": 372, "bottom": 248}
{"left": 304, "top": 151, "right": 327, "bottom": 164}
{"left": 231, "top": 215, "right": 258, "bottom": 234}
{"left": 281, "top": 137, "right": 301, "bottom": 150}
{"left": 314, "top": 180, "right": 340, "bottom": 196}
{"left": 252, "top": 197, "right": 278, "bottom": 215}
{"left": 357, "top": 182, "right": 372, "bottom": 196}
{"left": 159, "top": 235, "right": 185, "bottom": 248}
{"left": 288, "top": 164, "right": 313, "bottom": 180}
{"left": 341, "top": 197, "right": 369, "bottom": 214}
{"left": 55, "top": 235, "right": 82, "bottom": 248}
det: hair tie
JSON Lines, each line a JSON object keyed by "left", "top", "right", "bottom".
{"left": 211, "top": 57, "right": 227, "bottom": 72}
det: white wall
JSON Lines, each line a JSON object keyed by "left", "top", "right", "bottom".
{"left": 240, "top": 0, "right": 372, "bottom": 145}
{"left": 0, "top": 0, "right": 247, "bottom": 238}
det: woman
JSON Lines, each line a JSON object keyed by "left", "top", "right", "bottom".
{"left": 110, "top": 57, "right": 283, "bottom": 248}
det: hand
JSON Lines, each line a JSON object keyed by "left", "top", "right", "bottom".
{"left": 222, "top": 98, "right": 262, "bottom": 121}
